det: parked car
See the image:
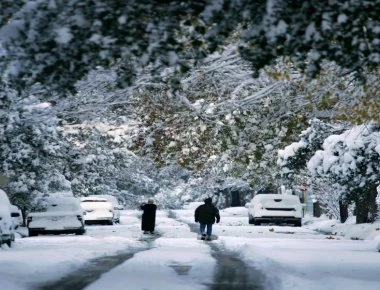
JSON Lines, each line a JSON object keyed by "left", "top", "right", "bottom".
{"left": 80, "top": 196, "right": 114, "bottom": 225}
{"left": 86, "top": 195, "right": 122, "bottom": 223}
{"left": 247, "top": 194, "right": 302, "bottom": 226}
{"left": 27, "top": 197, "right": 85, "bottom": 236}
{"left": 0, "top": 189, "right": 15, "bottom": 246}
{"left": 10, "top": 205, "right": 23, "bottom": 229}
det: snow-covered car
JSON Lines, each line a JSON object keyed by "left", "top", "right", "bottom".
{"left": 80, "top": 197, "right": 114, "bottom": 225}
{"left": 87, "top": 194, "right": 122, "bottom": 223}
{"left": 247, "top": 194, "right": 302, "bottom": 226}
{"left": 27, "top": 197, "right": 85, "bottom": 236}
{"left": 10, "top": 205, "right": 23, "bottom": 228}
{"left": 0, "top": 189, "right": 15, "bottom": 246}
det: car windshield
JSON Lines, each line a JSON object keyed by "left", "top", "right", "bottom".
{"left": 82, "top": 199, "right": 107, "bottom": 202}
{"left": 47, "top": 201, "right": 79, "bottom": 212}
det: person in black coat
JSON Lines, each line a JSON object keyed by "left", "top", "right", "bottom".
{"left": 194, "top": 197, "right": 220, "bottom": 241}
{"left": 140, "top": 199, "right": 157, "bottom": 234}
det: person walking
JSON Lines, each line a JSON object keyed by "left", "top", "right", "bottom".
{"left": 140, "top": 199, "right": 157, "bottom": 234}
{"left": 194, "top": 197, "right": 220, "bottom": 241}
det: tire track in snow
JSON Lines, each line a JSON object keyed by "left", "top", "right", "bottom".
{"left": 34, "top": 235, "right": 159, "bottom": 290}
{"left": 170, "top": 211, "right": 270, "bottom": 290}
{"left": 35, "top": 250, "right": 138, "bottom": 290}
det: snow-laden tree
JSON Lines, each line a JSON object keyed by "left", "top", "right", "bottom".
{"left": 277, "top": 119, "right": 359, "bottom": 222}
{"left": 332, "top": 68, "right": 380, "bottom": 125}
{"left": 238, "top": 0, "right": 379, "bottom": 80}
{"left": 61, "top": 121, "right": 196, "bottom": 209}
{"left": 127, "top": 47, "right": 302, "bottom": 185}
{"left": 1, "top": 1, "right": 378, "bottom": 210}
{"left": 61, "top": 123, "right": 139, "bottom": 197}
{"left": 278, "top": 119, "right": 348, "bottom": 187}
{"left": 0, "top": 0, "right": 209, "bottom": 91}
{"left": 0, "top": 81, "right": 70, "bottom": 211}
{"left": 128, "top": 43, "right": 374, "bottom": 190}
{"left": 309, "top": 176, "right": 345, "bottom": 220}
{"left": 307, "top": 123, "right": 380, "bottom": 223}
{"left": 58, "top": 64, "right": 136, "bottom": 124}
{"left": 1, "top": 0, "right": 377, "bottom": 93}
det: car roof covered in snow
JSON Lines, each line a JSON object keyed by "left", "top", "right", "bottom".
{"left": 10, "top": 204, "right": 21, "bottom": 211}
{"left": 0, "top": 189, "right": 11, "bottom": 204}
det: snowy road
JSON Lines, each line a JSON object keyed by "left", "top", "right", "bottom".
{"left": 1, "top": 207, "right": 380, "bottom": 290}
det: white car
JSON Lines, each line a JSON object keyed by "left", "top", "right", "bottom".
{"left": 10, "top": 205, "right": 23, "bottom": 229}
{"left": 81, "top": 197, "right": 114, "bottom": 225}
{"left": 27, "top": 197, "right": 85, "bottom": 236}
{"left": 0, "top": 189, "right": 15, "bottom": 246}
{"left": 87, "top": 195, "right": 122, "bottom": 223}
{"left": 247, "top": 194, "right": 302, "bottom": 226}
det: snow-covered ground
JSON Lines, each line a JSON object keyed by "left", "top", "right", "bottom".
{"left": 1, "top": 206, "right": 380, "bottom": 290}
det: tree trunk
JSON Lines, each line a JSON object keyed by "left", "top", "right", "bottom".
{"left": 355, "top": 198, "right": 369, "bottom": 223}
{"left": 355, "top": 185, "right": 378, "bottom": 224}
{"left": 313, "top": 201, "right": 321, "bottom": 218}
{"left": 339, "top": 200, "right": 348, "bottom": 223}
{"left": 230, "top": 190, "right": 241, "bottom": 207}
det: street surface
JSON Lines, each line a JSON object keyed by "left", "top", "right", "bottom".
{"left": 1, "top": 207, "right": 379, "bottom": 290}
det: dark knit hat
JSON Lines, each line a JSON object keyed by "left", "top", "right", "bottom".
{"left": 204, "top": 197, "right": 212, "bottom": 204}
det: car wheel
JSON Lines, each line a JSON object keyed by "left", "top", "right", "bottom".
{"left": 294, "top": 219, "right": 302, "bottom": 227}
{"left": 29, "top": 230, "right": 38, "bottom": 237}
{"left": 248, "top": 214, "right": 254, "bottom": 224}
{"left": 254, "top": 220, "right": 261, "bottom": 226}
{"left": 75, "top": 229, "right": 85, "bottom": 235}
{"left": 6, "top": 238, "right": 12, "bottom": 247}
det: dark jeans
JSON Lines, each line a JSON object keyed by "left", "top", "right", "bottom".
{"left": 199, "top": 223, "right": 213, "bottom": 236}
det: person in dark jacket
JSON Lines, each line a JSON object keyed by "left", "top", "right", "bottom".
{"left": 194, "top": 197, "right": 220, "bottom": 241}
{"left": 140, "top": 199, "right": 157, "bottom": 234}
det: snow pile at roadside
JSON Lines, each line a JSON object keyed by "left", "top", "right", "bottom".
{"left": 304, "top": 215, "right": 380, "bottom": 241}
{"left": 219, "top": 236, "right": 380, "bottom": 290}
